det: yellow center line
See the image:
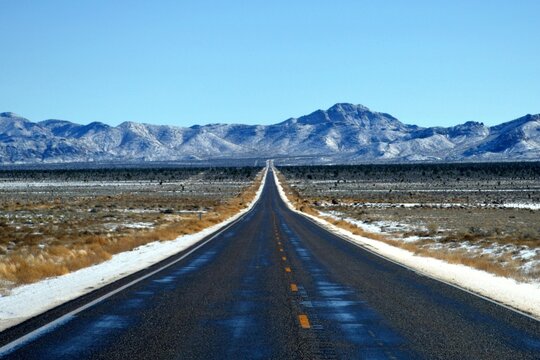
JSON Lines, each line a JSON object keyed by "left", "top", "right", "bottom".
{"left": 279, "top": 248, "right": 284, "bottom": 252}
{"left": 285, "top": 267, "right": 291, "bottom": 272}
{"left": 298, "top": 314, "right": 310, "bottom": 329}
{"left": 290, "top": 283, "right": 298, "bottom": 292}
{"left": 282, "top": 256, "right": 287, "bottom": 261}
{"left": 277, "top": 241, "right": 282, "bottom": 245}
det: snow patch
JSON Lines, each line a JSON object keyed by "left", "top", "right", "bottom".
{"left": 318, "top": 201, "right": 540, "bottom": 211}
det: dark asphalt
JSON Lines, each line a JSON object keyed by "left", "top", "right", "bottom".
{"left": 1, "top": 168, "right": 539, "bottom": 359}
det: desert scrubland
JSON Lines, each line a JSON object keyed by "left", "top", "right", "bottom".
{"left": 278, "top": 163, "right": 540, "bottom": 282}
{"left": 0, "top": 167, "right": 262, "bottom": 291}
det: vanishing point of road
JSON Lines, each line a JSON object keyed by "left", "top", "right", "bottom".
{"left": 1, "top": 168, "right": 539, "bottom": 359}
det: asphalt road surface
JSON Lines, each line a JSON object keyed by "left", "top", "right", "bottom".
{"left": 1, "top": 169, "right": 539, "bottom": 359}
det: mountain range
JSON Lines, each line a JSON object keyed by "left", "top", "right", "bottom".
{"left": 1, "top": 103, "right": 539, "bottom": 165}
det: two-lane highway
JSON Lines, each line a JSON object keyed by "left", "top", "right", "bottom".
{"left": 1, "top": 168, "right": 539, "bottom": 359}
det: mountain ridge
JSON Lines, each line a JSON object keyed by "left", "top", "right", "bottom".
{"left": 1, "top": 104, "right": 539, "bottom": 164}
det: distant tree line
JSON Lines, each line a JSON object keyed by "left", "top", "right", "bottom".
{"left": 278, "top": 162, "right": 540, "bottom": 182}
{"left": 0, "top": 166, "right": 262, "bottom": 182}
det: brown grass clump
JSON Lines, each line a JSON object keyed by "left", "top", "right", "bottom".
{"left": 325, "top": 217, "right": 388, "bottom": 242}
{"left": 395, "top": 241, "right": 522, "bottom": 279}
{"left": 276, "top": 172, "right": 318, "bottom": 216}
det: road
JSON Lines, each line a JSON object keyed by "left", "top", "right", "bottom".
{"left": 1, "top": 168, "right": 539, "bottom": 359}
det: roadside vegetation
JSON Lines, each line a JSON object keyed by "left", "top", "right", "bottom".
{"left": 0, "top": 167, "right": 263, "bottom": 291}
{"left": 277, "top": 163, "right": 540, "bottom": 282}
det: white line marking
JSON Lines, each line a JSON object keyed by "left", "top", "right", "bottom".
{"left": 0, "top": 177, "right": 265, "bottom": 356}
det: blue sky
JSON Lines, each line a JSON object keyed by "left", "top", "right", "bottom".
{"left": 0, "top": 0, "right": 538, "bottom": 127}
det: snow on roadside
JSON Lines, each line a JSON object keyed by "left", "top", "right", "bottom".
{"left": 0, "top": 166, "right": 268, "bottom": 332}
{"left": 273, "top": 167, "right": 540, "bottom": 319}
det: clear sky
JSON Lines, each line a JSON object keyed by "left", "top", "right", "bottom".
{"left": 0, "top": 0, "right": 538, "bottom": 127}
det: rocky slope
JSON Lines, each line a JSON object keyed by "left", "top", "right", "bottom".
{"left": 1, "top": 104, "right": 539, "bottom": 164}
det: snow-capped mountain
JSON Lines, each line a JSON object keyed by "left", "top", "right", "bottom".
{"left": 0, "top": 104, "right": 539, "bottom": 165}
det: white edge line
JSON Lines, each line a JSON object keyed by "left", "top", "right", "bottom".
{"left": 271, "top": 165, "right": 540, "bottom": 323}
{"left": 304, "top": 215, "right": 540, "bottom": 322}
{"left": 0, "top": 166, "right": 268, "bottom": 356}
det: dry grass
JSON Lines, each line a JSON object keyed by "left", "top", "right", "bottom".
{"left": 0, "top": 170, "right": 264, "bottom": 286}
{"left": 322, "top": 217, "right": 388, "bottom": 242}
{"left": 395, "top": 241, "right": 522, "bottom": 280}
{"left": 277, "top": 171, "right": 535, "bottom": 281}
{"left": 276, "top": 172, "right": 318, "bottom": 216}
